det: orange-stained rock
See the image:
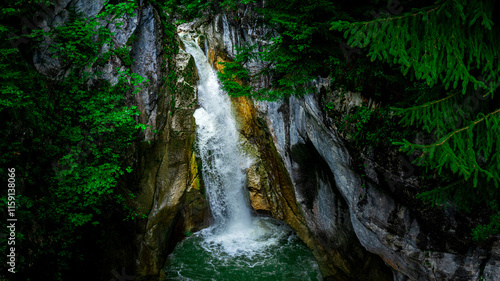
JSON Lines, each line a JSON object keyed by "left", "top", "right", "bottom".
{"left": 207, "top": 48, "right": 216, "bottom": 69}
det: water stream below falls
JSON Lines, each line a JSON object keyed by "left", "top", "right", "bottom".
{"left": 163, "top": 33, "right": 321, "bottom": 280}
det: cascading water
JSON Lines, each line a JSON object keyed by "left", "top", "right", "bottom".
{"left": 163, "top": 32, "right": 321, "bottom": 280}
{"left": 188, "top": 33, "right": 253, "bottom": 233}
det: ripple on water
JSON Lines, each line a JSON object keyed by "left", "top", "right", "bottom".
{"left": 171, "top": 33, "right": 321, "bottom": 281}
{"left": 163, "top": 217, "right": 321, "bottom": 281}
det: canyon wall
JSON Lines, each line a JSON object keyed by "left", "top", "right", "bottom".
{"left": 32, "top": 1, "right": 500, "bottom": 280}
{"left": 180, "top": 6, "right": 500, "bottom": 281}
{"left": 33, "top": 1, "right": 209, "bottom": 279}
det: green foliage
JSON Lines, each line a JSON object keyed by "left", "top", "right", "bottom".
{"left": 214, "top": 0, "right": 409, "bottom": 101}
{"left": 0, "top": 0, "right": 146, "bottom": 278}
{"left": 114, "top": 46, "right": 134, "bottom": 66}
{"left": 97, "top": 46, "right": 134, "bottom": 67}
{"left": 332, "top": 0, "right": 500, "bottom": 239}
{"left": 41, "top": 12, "right": 112, "bottom": 67}
{"left": 339, "top": 105, "right": 409, "bottom": 148}
{"left": 99, "top": 0, "right": 138, "bottom": 20}
{"left": 393, "top": 91, "right": 500, "bottom": 210}
{"left": 176, "top": 0, "right": 214, "bottom": 22}
{"left": 171, "top": 0, "right": 260, "bottom": 23}
{"left": 331, "top": 0, "right": 498, "bottom": 94}
{"left": 472, "top": 211, "right": 500, "bottom": 241}
{"left": 217, "top": 0, "right": 348, "bottom": 100}
{"left": 216, "top": 44, "right": 253, "bottom": 97}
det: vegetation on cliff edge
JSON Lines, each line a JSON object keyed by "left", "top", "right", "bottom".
{"left": 0, "top": 1, "right": 147, "bottom": 279}
{"left": 176, "top": 0, "right": 500, "bottom": 241}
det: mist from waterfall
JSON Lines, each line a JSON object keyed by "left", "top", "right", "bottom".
{"left": 181, "top": 32, "right": 253, "bottom": 234}
{"left": 164, "top": 33, "right": 321, "bottom": 280}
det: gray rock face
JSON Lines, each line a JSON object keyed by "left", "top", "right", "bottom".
{"left": 31, "top": 0, "right": 158, "bottom": 140}
{"left": 252, "top": 97, "right": 392, "bottom": 280}
{"left": 482, "top": 240, "right": 500, "bottom": 280}
{"left": 255, "top": 92, "right": 500, "bottom": 281}
{"left": 129, "top": 4, "right": 163, "bottom": 140}
{"left": 72, "top": 0, "right": 107, "bottom": 18}
{"left": 30, "top": 1, "right": 209, "bottom": 280}
{"left": 186, "top": 5, "right": 500, "bottom": 280}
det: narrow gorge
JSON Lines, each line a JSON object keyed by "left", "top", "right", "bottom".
{"left": 162, "top": 32, "right": 321, "bottom": 280}
{"left": 1, "top": 1, "right": 499, "bottom": 281}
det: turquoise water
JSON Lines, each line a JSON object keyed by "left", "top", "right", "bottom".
{"left": 163, "top": 217, "right": 321, "bottom": 281}
{"left": 171, "top": 32, "right": 321, "bottom": 281}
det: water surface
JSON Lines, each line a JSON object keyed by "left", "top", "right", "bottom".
{"left": 167, "top": 31, "right": 321, "bottom": 281}
{"left": 164, "top": 217, "right": 321, "bottom": 281}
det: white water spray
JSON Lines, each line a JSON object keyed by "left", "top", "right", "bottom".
{"left": 180, "top": 32, "right": 253, "bottom": 227}
{"left": 165, "top": 32, "right": 322, "bottom": 280}
{"left": 179, "top": 32, "right": 289, "bottom": 257}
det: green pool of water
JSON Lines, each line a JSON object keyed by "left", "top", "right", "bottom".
{"left": 163, "top": 217, "right": 321, "bottom": 281}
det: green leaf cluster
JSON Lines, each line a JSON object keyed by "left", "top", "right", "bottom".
{"left": 331, "top": 0, "right": 498, "bottom": 95}
{"left": 0, "top": 0, "right": 147, "bottom": 278}
{"left": 338, "top": 105, "right": 409, "bottom": 148}
{"left": 332, "top": 0, "right": 500, "bottom": 239}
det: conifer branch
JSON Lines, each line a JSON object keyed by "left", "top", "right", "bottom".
{"left": 393, "top": 92, "right": 460, "bottom": 112}
{"left": 416, "top": 107, "right": 500, "bottom": 148}
{"left": 332, "top": 5, "right": 441, "bottom": 29}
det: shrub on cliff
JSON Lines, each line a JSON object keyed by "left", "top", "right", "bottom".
{"left": 0, "top": 0, "right": 147, "bottom": 279}
{"left": 183, "top": 0, "right": 500, "bottom": 240}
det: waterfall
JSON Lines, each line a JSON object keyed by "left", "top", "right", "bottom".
{"left": 165, "top": 32, "right": 321, "bottom": 280}
{"left": 179, "top": 31, "right": 290, "bottom": 256}
{"left": 179, "top": 32, "right": 259, "bottom": 244}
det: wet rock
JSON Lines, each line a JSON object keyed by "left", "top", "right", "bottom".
{"left": 253, "top": 96, "right": 392, "bottom": 280}
{"left": 255, "top": 91, "right": 500, "bottom": 281}
{"left": 178, "top": 10, "right": 393, "bottom": 280}
{"left": 482, "top": 240, "right": 500, "bottom": 280}
{"left": 135, "top": 35, "right": 208, "bottom": 279}
{"left": 72, "top": 0, "right": 107, "bottom": 18}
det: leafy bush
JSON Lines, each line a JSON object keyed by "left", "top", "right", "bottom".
{"left": 0, "top": 0, "right": 147, "bottom": 279}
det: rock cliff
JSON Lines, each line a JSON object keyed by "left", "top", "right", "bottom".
{"left": 31, "top": 1, "right": 500, "bottom": 280}
{"left": 32, "top": 1, "right": 209, "bottom": 279}
{"left": 178, "top": 6, "right": 500, "bottom": 281}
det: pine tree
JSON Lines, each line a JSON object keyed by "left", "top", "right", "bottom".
{"left": 331, "top": 0, "right": 500, "bottom": 214}
{"left": 211, "top": 0, "right": 500, "bottom": 238}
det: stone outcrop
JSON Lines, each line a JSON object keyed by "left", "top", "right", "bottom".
{"left": 179, "top": 6, "right": 500, "bottom": 281}
{"left": 31, "top": 1, "right": 209, "bottom": 280}
{"left": 31, "top": 1, "right": 500, "bottom": 280}
{"left": 256, "top": 90, "right": 500, "bottom": 281}
{"left": 250, "top": 96, "right": 392, "bottom": 280}
{"left": 135, "top": 44, "right": 209, "bottom": 280}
